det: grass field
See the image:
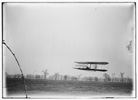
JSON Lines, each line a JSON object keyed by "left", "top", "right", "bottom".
{"left": 4, "top": 78, "right": 133, "bottom": 98}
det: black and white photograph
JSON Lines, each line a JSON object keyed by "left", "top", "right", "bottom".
{"left": 2, "top": 2, "right": 136, "bottom": 98}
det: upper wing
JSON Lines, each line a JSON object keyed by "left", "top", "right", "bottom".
{"left": 75, "top": 62, "right": 109, "bottom": 65}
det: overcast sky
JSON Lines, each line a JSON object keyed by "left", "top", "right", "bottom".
{"left": 3, "top": 3, "right": 135, "bottom": 78}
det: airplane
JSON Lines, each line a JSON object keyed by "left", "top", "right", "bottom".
{"left": 73, "top": 62, "right": 109, "bottom": 72}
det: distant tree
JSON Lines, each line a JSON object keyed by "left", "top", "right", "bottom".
{"left": 54, "top": 73, "right": 60, "bottom": 80}
{"left": 77, "top": 74, "right": 82, "bottom": 81}
{"left": 82, "top": 77, "right": 87, "bottom": 81}
{"left": 31, "top": 74, "right": 35, "bottom": 79}
{"left": 17, "top": 74, "right": 22, "bottom": 78}
{"left": 82, "top": 77, "right": 91, "bottom": 81}
{"left": 40, "top": 75, "right": 43, "bottom": 79}
{"left": 112, "top": 73, "right": 115, "bottom": 82}
{"left": 13, "top": 74, "right": 17, "bottom": 78}
{"left": 42, "top": 69, "right": 48, "bottom": 79}
{"left": 71, "top": 76, "right": 77, "bottom": 81}
{"left": 59, "top": 75, "right": 64, "bottom": 80}
{"left": 120, "top": 72, "right": 124, "bottom": 82}
{"left": 103, "top": 73, "right": 111, "bottom": 82}
{"left": 35, "top": 74, "right": 40, "bottom": 79}
{"left": 126, "top": 76, "right": 132, "bottom": 83}
{"left": 98, "top": 77, "right": 103, "bottom": 82}
{"left": 63, "top": 75, "right": 68, "bottom": 80}
{"left": 5, "top": 72, "right": 10, "bottom": 78}
{"left": 5, "top": 72, "right": 13, "bottom": 78}
{"left": 94, "top": 77, "right": 98, "bottom": 82}
{"left": 26, "top": 74, "right": 31, "bottom": 79}
{"left": 68, "top": 75, "right": 71, "bottom": 80}
{"left": 88, "top": 77, "right": 93, "bottom": 81}
{"left": 49, "top": 75, "right": 53, "bottom": 80}
{"left": 13, "top": 74, "right": 21, "bottom": 78}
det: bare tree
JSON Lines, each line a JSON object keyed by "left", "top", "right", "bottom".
{"left": 120, "top": 72, "right": 124, "bottom": 82}
{"left": 42, "top": 69, "right": 48, "bottom": 79}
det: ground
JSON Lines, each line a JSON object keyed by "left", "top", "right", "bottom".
{"left": 4, "top": 78, "right": 133, "bottom": 98}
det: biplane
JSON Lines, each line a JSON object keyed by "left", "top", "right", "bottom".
{"left": 73, "top": 62, "right": 109, "bottom": 72}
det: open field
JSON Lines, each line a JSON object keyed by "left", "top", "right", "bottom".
{"left": 4, "top": 78, "right": 133, "bottom": 98}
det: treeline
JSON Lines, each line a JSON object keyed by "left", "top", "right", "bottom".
{"left": 5, "top": 71, "right": 132, "bottom": 83}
